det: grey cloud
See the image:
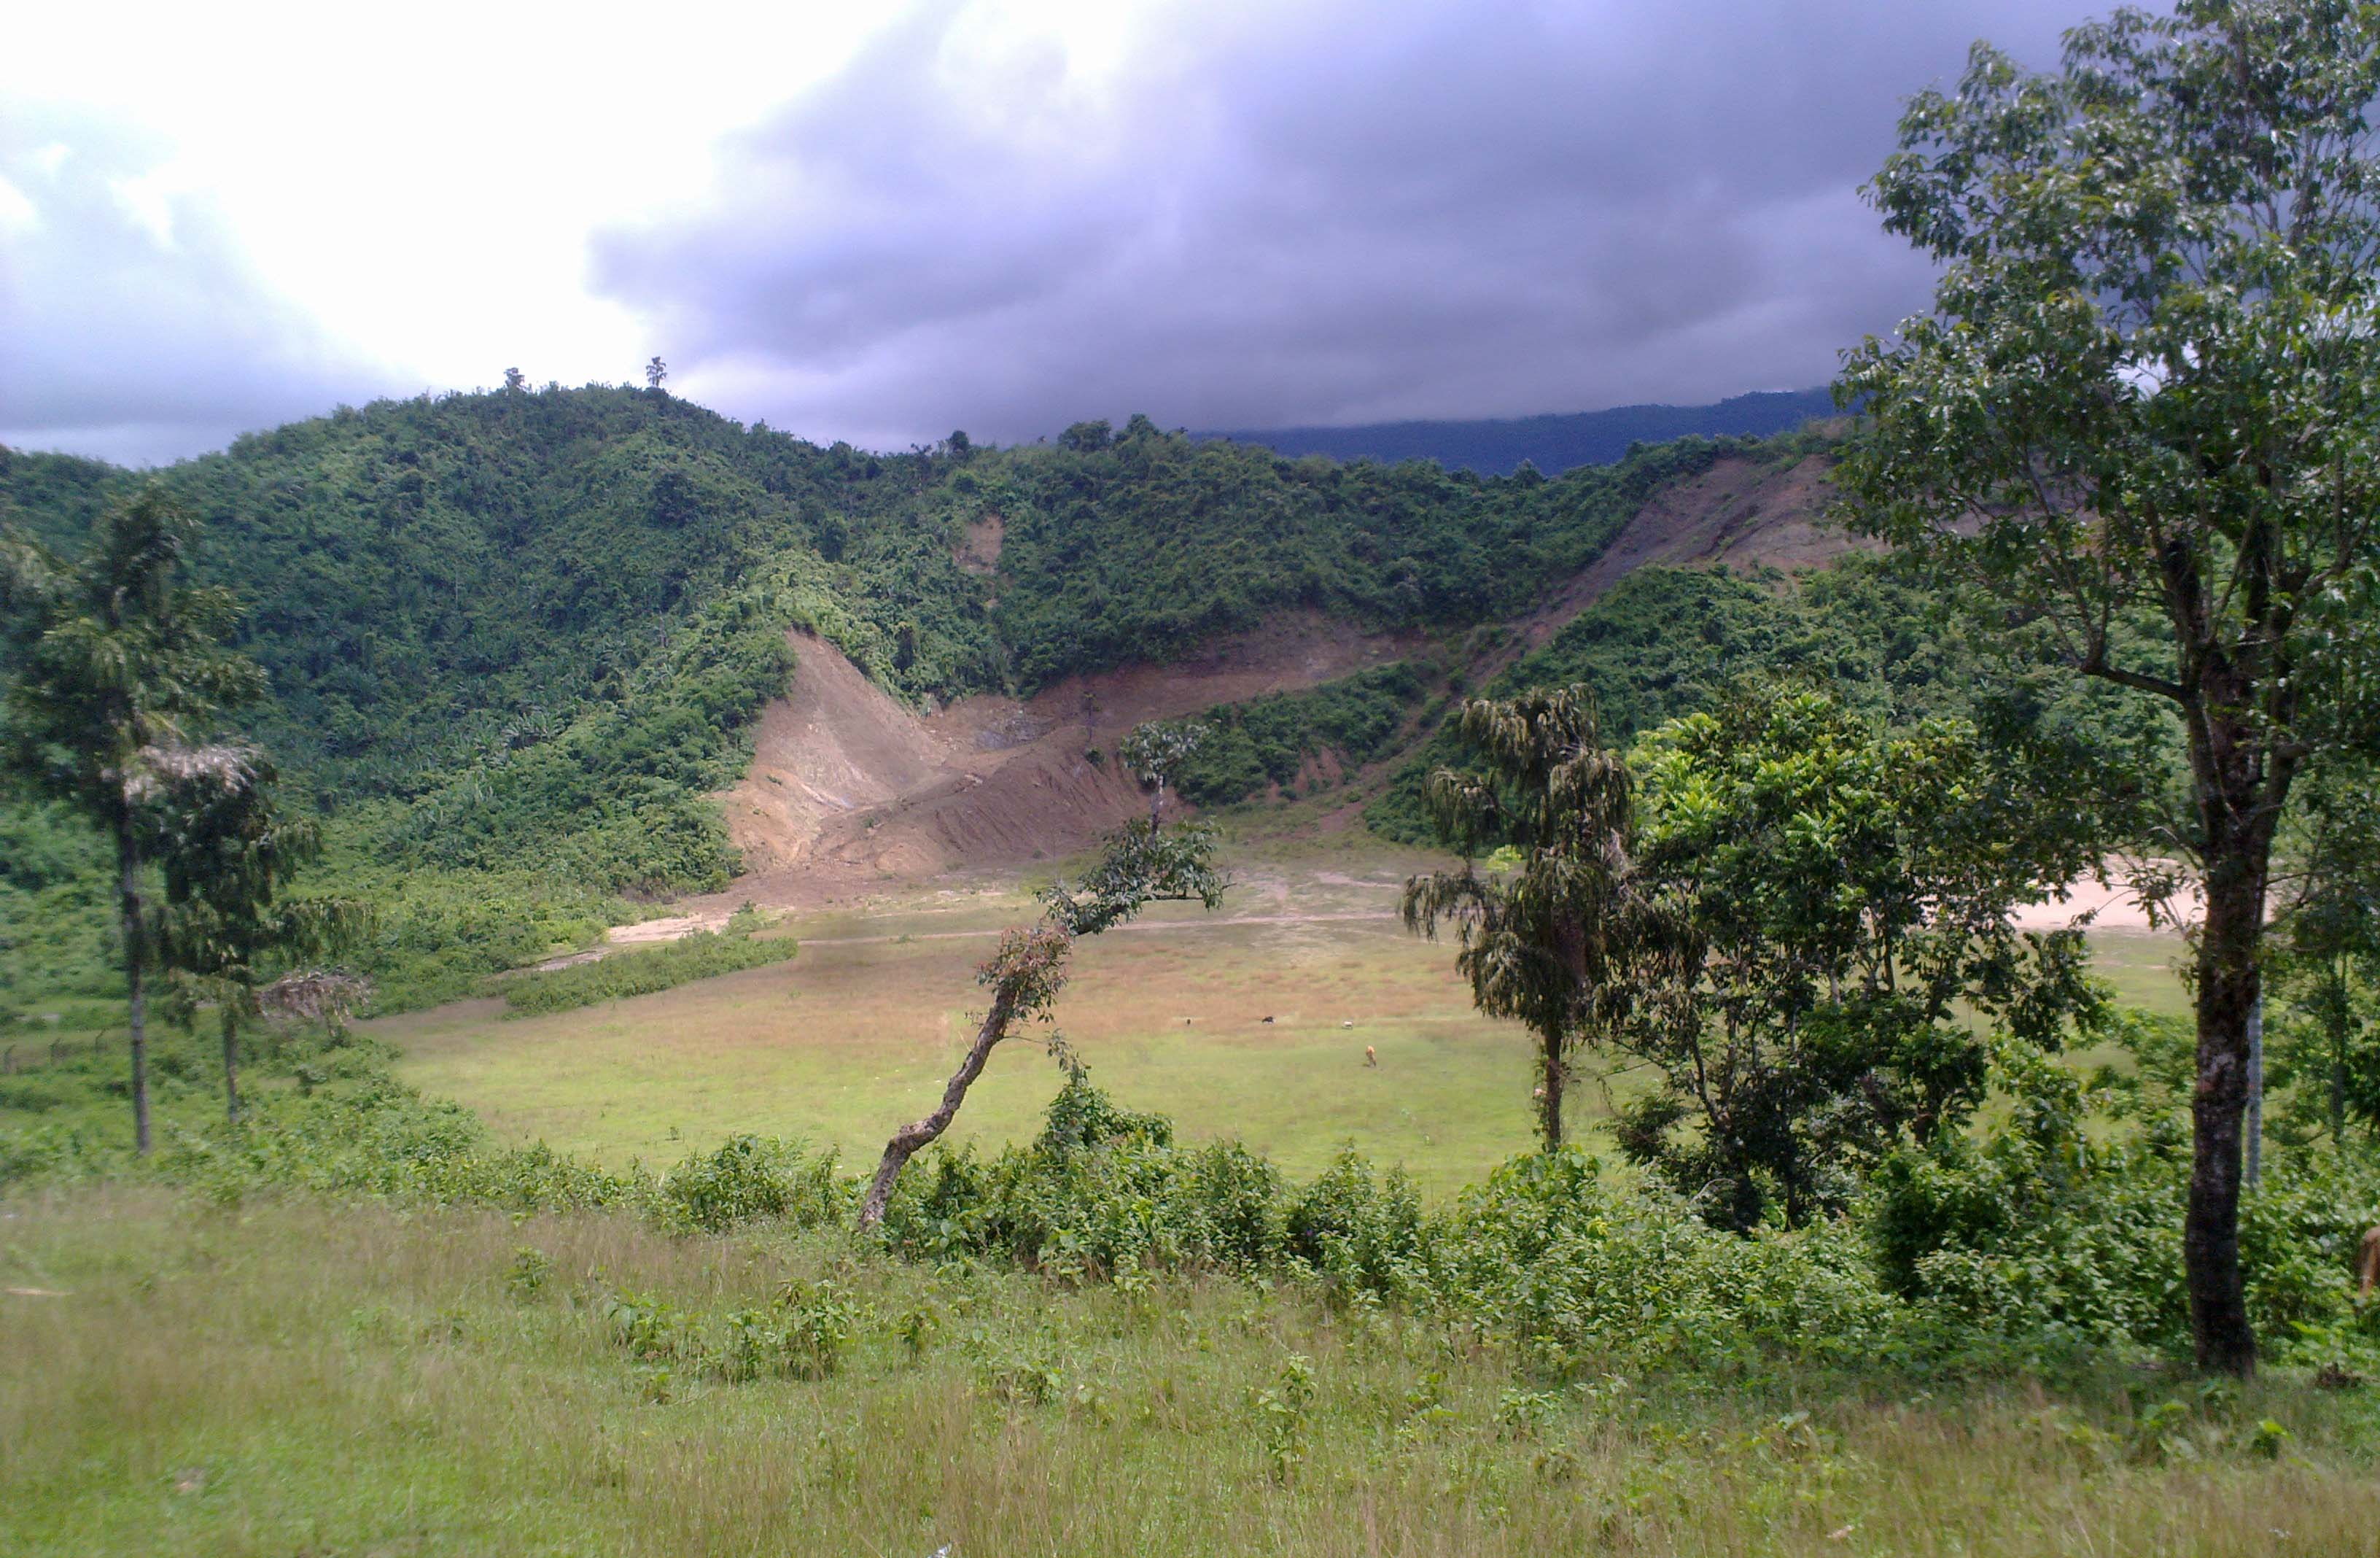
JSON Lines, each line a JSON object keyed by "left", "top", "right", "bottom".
{"left": 594, "top": 0, "right": 2095, "bottom": 447}
{"left": 0, "top": 108, "right": 395, "bottom": 466}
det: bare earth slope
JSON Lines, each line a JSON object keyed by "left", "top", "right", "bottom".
{"left": 716, "top": 452, "right": 1847, "bottom": 907}
{"left": 1519, "top": 454, "right": 1863, "bottom": 646}
{"left": 722, "top": 619, "right": 1409, "bottom": 904}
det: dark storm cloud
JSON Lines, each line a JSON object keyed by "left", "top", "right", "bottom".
{"left": 0, "top": 108, "right": 392, "bottom": 467}
{"left": 593, "top": 0, "right": 2091, "bottom": 448}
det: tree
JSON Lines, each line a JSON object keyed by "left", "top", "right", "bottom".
{"left": 1619, "top": 691, "right": 2102, "bottom": 1230}
{"left": 645, "top": 356, "right": 668, "bottom": 392}
{"left": 857, "top": 724, "right": 1227, "bottom": 1228}
{"left": 0, "top": 490, "right": 263, "bottom": 1152}
{"left": 1401, "top": 688, "right": 1643, "bottom": 1152}
{"left": 1837, "top": 0, "right": 2380, "bottom": 1371}
{"left": 147, "top": 742, "right": 360, "bottom": 1122}
{"left": 503, "top": 367, "right": 526, "bottom": 392}
{"left": 1121, "top": 719, "right": 1208, "bottom": 826}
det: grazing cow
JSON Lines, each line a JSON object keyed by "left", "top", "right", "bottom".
{"left": 1364, "top": 1045, "right": 1377, "bottom": 1068}
{"left": 2360, "top": 1226, "right": 2380, "bottom": 1300}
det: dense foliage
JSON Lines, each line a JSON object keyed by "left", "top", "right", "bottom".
{"left": 1366, "top": 559, "right": 2170, "bottom": 845}
{"left": 1172, "top": 663, "right": 1423, "bottom": 807}
{"left": 974, "top": 419, "right": 1773, "bottom": 686}
{"left": 7, "top": 1030, "right": 2375, "bottom": 1383}
{"left": 1619, "top": 692, "right": 2104, "bottom": 1229}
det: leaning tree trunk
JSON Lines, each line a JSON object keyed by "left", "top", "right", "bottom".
{"left": 857, "top": 987, "right": 1021, "bottom": 1230}
{"left": 116, "top": 816, "right": 151, "bottom": 1158}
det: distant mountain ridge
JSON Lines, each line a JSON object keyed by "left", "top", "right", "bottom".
{"left": 1208, "top": 388, "right": 1840, "bottom": 476}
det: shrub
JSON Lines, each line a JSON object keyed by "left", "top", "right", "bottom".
{"left": 661, "top": 1134, "right": 849, "bottom": 1233}
{"left": 499, "top": 920, "right": 795, "bottom": 1016}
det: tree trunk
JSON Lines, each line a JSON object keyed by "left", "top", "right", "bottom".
{"left": 2330, "top": 957, "right": 2349, "bottom": 1147}
{"left": 1538, "top": 1033, "right": 1565, "bottom": 1152}
{"left": 222, "top": 1004, "right": 241, "bottom": 1125}
{"left": 858, "top": 988, "right": 1019, "bottom": 1230}
{"left": 2187, "top": 840, "right": 2264, "bottom": 1376}
{"left": 117, "top": 817, "right": 150, "bottom": 1158}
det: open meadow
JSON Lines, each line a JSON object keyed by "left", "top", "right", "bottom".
{"left": 376, "top": 850, "right": 2196, "bottom": 1198}
{"left": 7, "top": 1184, "right": 2376, "bottom": 1558}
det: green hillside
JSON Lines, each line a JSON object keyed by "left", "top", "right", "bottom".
{"left": 0, "top": 386, "right": 1846, "bottom": 1019}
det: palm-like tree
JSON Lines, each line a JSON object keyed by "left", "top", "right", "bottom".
{"left": 1, "top": 489, "right": 263, "bottom": 1152}
{"left": 1402, "top": 688, "right": 1646, "bottom": 1151}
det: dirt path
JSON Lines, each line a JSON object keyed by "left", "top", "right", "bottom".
{"left": 793, "top": 908, "right": 1404, "bottom": 950}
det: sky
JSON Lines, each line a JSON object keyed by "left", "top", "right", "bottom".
{"left": 1, "top": 0, "right": 2093, "bottom": 467}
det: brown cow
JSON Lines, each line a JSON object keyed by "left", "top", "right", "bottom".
{"left": 2360, "top": 1226, "right": 2380, "bottom": 1300}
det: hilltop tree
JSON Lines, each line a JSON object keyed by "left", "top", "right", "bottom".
{"left": 858, "top": 723, "right": 1226, "bottom": 1228}
{"left": 0, "top": 490, "right": 264, "bottom": 1153}
{"left": 503, "top": 367, "right": 526, "bottom": 392}
{"left": 1401, "top": 688, "right": 1644, "bottom": 1152}
{"left": 1837, "top": 0, "right": 2380, "bottom": 1371}
{"left": 645, "top": 355, "right": 668, "bottom": 392}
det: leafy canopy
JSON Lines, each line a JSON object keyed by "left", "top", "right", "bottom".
{"left": 1618, "top": 691, "right": 2106, "bottom": 1230}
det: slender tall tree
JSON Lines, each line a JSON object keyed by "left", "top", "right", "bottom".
{"left": 0, "top": 490, "right": 263, "bottom": 1153}
{"left": 1401, "top": 688, "right": 1642, "bottom": 1152}
{"left": 1837, "top": 0, "right": 2380, "bottom": 1371}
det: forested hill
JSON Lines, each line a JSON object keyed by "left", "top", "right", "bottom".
{"left": 1, "top": 388, "right": 1826, "bottom": 822}
{"left": 0, "top": 385, "right": 1840, "bottom": 1012}
{"left": 1208, "top": 388, "right": 1840, "bottom": 476}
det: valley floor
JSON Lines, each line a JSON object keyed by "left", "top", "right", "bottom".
{"left": 377, "top": 849, "right": 2194, "bottom": 1195}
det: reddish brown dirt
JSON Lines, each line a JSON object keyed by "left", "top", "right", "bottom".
{"left": 720, "top": 616, "right": 1412, "bottom": 907}
{"left": 715, "top": 453, "right": 1856, "bottom": 909}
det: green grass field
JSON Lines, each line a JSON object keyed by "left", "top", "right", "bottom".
{"left": 6, "top": 1184, "right": 2373, "bottom": 1558}
{"left": 375, "top": 859, "right": 2196, "bottom": 1198}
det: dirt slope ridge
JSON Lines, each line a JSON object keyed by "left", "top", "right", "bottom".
{"left": 724, "top": 619, "right": 1409, "bottom": 904}
{"left": 1520, "top": 454, "right": 1864, "bottom": 647}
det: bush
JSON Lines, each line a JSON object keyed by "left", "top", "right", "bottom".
{"left": 22, "top": 1023, "right": 2378, "bottom": 1385}
{"left": 1869, "top": 1048, "right": 2380, "bottom": 1365}
{"left": 1427, "top": 1149, "right": 1900, "bottom": 1372}
{"left": 661, "top": 1134, "right": 850, "bottom": 1233}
